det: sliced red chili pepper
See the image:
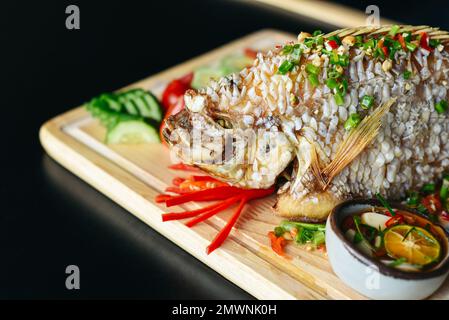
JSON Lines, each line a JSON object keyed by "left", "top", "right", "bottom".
{"left": 268, "top": 231, "right": 286, "bottom": 256}
{"left": 155, "top": 194, "right": 172, "bottom": 203}
{"left": 421, "top": 194, "right": 443, "bottom": 214}
{"left": 385, "top": 214, "right": 404, "bottom": 228}
{"left": 397, "top": 34, "right": 406, "bottom": 50}
{"left": 172, "top": 176, "right": 185, "bottom": 186}
{"left": 382, "top": 46, "right": 389, "bottom": 57}
{"left": 420, "top": 32, "right": 432, "bottom": 51}
{"left": 206, "top": 197, "right": 247, "bottom": 254}
{"left": 165, "top": 186, "right": 242, "bottom": 207}
{"left": 162, "top": 200, "right": 232, "bottom": 222}
{"left": 327, "top": 40, "right": 338, "bottom": 49}
{"left": 185, "top": 196, "right": 242, "bottom": 228}
{"left": 165, "top": 186, "right": 192, "bottom": 195}
{"left": 189, "top": 175, "right": 223, "bottom": 182}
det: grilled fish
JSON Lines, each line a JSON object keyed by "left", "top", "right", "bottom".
{"left": 163, "top": 25, "right": 449, "bottom": 222}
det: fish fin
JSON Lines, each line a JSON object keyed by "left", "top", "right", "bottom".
{"left": 310, "top": 144, "right": 326, "bottom": 190}
{"left": 321, "top": 97, "right": 397, "bottom": 189}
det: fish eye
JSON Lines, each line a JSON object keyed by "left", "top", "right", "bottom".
{"left": 216, "top": 118, "right": 233, "bottom": 129}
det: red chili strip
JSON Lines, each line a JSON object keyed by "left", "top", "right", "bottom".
{"left": 165, "top": 187, "right": 192, "bottom": 195}
{"left": 161, "top": 200, "right": 231, "bottom": 222}
{"left": 172, "top": 177, "right": 185, "bottom": 186}
{"left": 206, "top": 197, "right": 247, "bottom": 255}
{"left": 155, "top": 194, "right": 172, "bottom": 203}
{"left": 165, "top": 186, "right": 242, "bottom": 207}
{"left": 385, "top": 214, "right": 404, "bottom": 228}
{"left": 185, "top": 196, "right": 242, "bottom": 228}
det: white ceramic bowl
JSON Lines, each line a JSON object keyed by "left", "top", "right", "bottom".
{"left": 326, "top": 199, "right": 449, "bottom": 300}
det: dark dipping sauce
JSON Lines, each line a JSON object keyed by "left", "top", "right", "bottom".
{"left": 341, "top": 206, "right": 447, "bottom": 272}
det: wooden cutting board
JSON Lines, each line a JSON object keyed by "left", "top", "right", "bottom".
{"left": 39, "top": 30, "right": 449, "bottom": 300}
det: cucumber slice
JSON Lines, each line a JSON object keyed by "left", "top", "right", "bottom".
{"left": 191, "top": 67, "right": 224, "bottom": 89}
{"left": 141, "top": 91, "right": 163, "bottom": 122}
{"left": 106, "top": 120, "right": 159, "bottom": 144}
{"left": 99, "top": 93, "right": 121, "bottom": 112}
{"left": 118, "top": 94, "right": 139, "bottom": 115}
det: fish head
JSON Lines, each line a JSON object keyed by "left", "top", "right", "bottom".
{"left": 162, "top": 90, "right": 295, "bottom": 188}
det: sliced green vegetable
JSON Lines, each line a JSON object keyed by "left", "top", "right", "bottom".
{"left": 403, "top": 70, "right": 412, "bottom": 80}
{"left": 106, "top": 120, "right": 159, "bottom": 144}
{"left": 361, "top": 95, "right": 374, "bottom": 110}
{"left": 305, "top": 63, "right": 320, "bottom": 75}
{"left": 421, "top": 183, "right": 436, "bottom": 194}
{"left": 435, "top": 100, "right": 448, "bottom": 114}
{"left": 308, "top": 74, "right": 319, "bottom": 87}
{"left": 376, "top": 193, "right": 396, "bottom": 216}
{"left": 389, "top": 25, "right": 400, "bottom": 36}
{"left": 326, "top": 78, "right": 338, "bottom": 89}
{"left": 278, "top": 60, "right": 295, "bottom": 75}
{"left": 344, "top": 113, "right": 361, "bottom": 130}
{"left": 334, "top": 92, "right": 345, "bottom": 106}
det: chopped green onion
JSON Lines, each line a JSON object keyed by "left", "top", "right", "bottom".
{"left": 421, "top": 183, "right": 436, "bottom": 194}
{"left": 403, "top": 70, "right": 412, "bottom": 79}
{"left": 328, "top": 69, "right": 341, "bottom": 79}
{"left": 292, "top": 45, "right": 302, "bottom": 60}
{"left": 278, "top": 60, "right": 295, "bottom": 75}
{"left": 334, "top": 92, "right": 345, "bottom": 106}
{"left": 406, "top": 42, "right": 417, "bottom": 52}
{"left": 315, "top": 36, "right": 324, "bottom": 46}
{"left": 338, "top": 54, "right": 349, "bottom": 67}
{"left": 406, "top": 191, "right": 420, "bottom": 206}
{"left": 430, "top": 39, "right": 440, "bottom": 48}
{"left": 329, "top": 51, "right": 339, "bottom": 65}
{"left": 388, "top": 257, "right": 407, "bottom": 267}
{"left": 376, "top": 193, "right": 396, "bottom": 216}
{"left": 305, "top": 63, "right": 320, "bottom": 75}
{"left": 328, "top": 35, "right": 341, "bottom": 45}
{"left": 308, "top": 73, "right": 319, "bottom": 87}
{"left": 389, "top": 25, "right": 400, "bottom": 37}
{"left": 363, "top": 39, "right": 376, "bottom": 50}
{"left": 355, "top": 35, "right": 363, "bottom": 46}
{"left": 344, "top": 113, "right": 361, "bottom": 130}
{"left": 435, "top": 100, "right": 448, "bottom": 114}
{"left": 416, "top": 203, "right": 428, "bottom": 215}
{"left": 403, "top": 33, "right": 412, "bottom": 42}
{"left": 313, "top": 30, "right": 323, "bottom": 36}
{"left": 281, "top": 44, "right": 293, "bottom": 55}
{"left": 312, "top": 231, "right": 326, "bottom": 245}
{"left": 402, "top": 227, "right": 416, "bottom": 242}
{"left": 274, "top": 226, "right": 285, "bottom": 237}
{"left": 326, "top": 78, "right": 338, "bottom": 89}
{"left": 361, "top": 95, "right": 374, "bottom": 110}
{"left": 440, "top": 175, "right": 449, "bottom": 204}
{"left": 304, "top": 38, "right": 314, "bottom": 48}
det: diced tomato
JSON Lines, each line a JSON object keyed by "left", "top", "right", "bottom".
{"left": 420, "top": 32, "right": 432, "bottom": 51}
{"left": 421, "top": 194, "right": 443, "bottom": 214}
{"left": 161, "top": 73, "right": 193, "bottom": 111}
{"left": 327, "top": 40, "right": 338, "bottom": 49}
{"left": 268, "top": 231, "right": 287, "bottom": 256}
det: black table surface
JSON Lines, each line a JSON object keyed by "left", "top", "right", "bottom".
{"left": 2, "top": 0, "right": 449, "bottom": 299}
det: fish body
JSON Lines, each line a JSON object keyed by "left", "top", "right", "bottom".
{"left": 163, "top": 25, "right": 449, "bottom": 221}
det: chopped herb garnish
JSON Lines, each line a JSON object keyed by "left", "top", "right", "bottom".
{"left": 421, "top": 183, "right": 436, "bottom": 194}
{"left": 338, "top": 54, "right": 349, "bottom": 67}
{"left": 403, "top": 70, "right": 412, "bottom": 79}
{"left": 344, "top": 113, "right": 361, "bottom": 130}
{"left": 335, "top": 92, "right": 345, "bottom": 106}
{"left": 361, "top": 95, "right": 374, "bottom": 110}
{"left": 328, "top": 35, "right": 341, "bottom": 45}
{"left": 305, "top": 63, "right": 320, "bottom": 75}
{"left": 281, "top": 44, "right": 293, "bottom": 55}
{"left": 406, "top": 191, "right": 420, "bottom": 206}
{"left": 376, "top": 193, "right": 396, "bottom": 216}
{"left": 435, "top": 100, "right": 448, "bottom": 114}
{"left": 313, "top": 30, "right": 323, "bottom": 36}
{"left": 308, "top": 73, "right": 319, "bottom": 87}
{"left": 429, "top": 39, "right": 440, "bottom": 48}
{"left": 291, "top": 45, "right": 302, "bottom": 60}
{"left": 389, "top": 25, "right": 400, "bottom": 37}
{"left": 402, "top": 226, "right": 416, "bottom": 242}
{"left": 326, "top": 78, "right": 338, "bottom": 90}
{"left": 406, "top": 42, "right": 417, "bottom": 52}
{"left": 278, "top": 60, "right": 295, "bottom": 75}
{"left": 274, "top": 226, "right": 285, "bottom": 237}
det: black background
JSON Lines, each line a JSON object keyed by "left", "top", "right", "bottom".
{"left": 1, "top": 0, "right": 449, "bottom": 299}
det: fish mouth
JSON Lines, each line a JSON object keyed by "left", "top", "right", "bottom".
{"left": 162, "top": 109, "right": 193, "bottom": 146}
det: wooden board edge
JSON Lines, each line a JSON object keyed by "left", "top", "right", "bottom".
{"left": 39, "top": 115, "right": 328, "bottom": 300}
